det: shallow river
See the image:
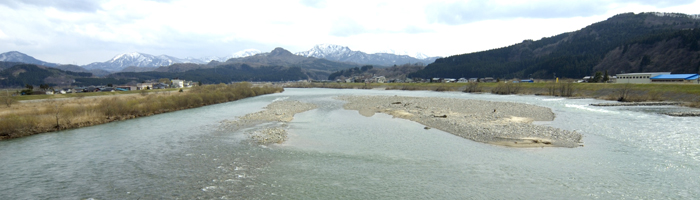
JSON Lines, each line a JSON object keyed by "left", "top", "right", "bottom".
{"left": 1, "top": 88, "right": 699, "bottom": 199}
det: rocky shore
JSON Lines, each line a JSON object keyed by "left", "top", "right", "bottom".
{"left": 590, "top": 102, "right": 681, "bottom": 106}
{"left": 220, "top": 100, "right": 317, "bottom": 144}
{"left": 337, "top": 95, "right": 583, "bottom": 148}
{"left": 662, "top": 112, "right": 700, "bottom": 117}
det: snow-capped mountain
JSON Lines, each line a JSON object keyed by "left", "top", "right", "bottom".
{"left": 375, "top": 49, "right": 433, "bottom": 60}
{"left": 82, "top": 52, "right": 188, "bottom": 71}
{"left": 231, "top": 49, "right": 262, "bottom": 58}
{"left": 295, "top": 44, "right": 440, "bottom": 66}
{"left": 0, "top": 51, "right": 59, "bottom": 67}
{"left": 82, "top": 49, "right": 267, "bottom": 71}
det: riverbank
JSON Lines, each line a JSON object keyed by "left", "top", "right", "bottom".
{"left": 219, "top": 100, "right": 317, "bottom": 144}
{"left": 286, "top": 82, "right": 700, "bottom": 108}
{"left": 0, "top": 83, "right": 283, "bottom": 140}
{"left": 337, "top": 95, "right": 583, "bottom": 148}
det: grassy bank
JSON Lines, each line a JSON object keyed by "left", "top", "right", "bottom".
{"left": 286, "top": 82, "right": 700, "bottom": 107}
{"left": 0, "top": 82, "right": 283, "bottom": 140}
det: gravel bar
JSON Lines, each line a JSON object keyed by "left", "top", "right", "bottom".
{"left": 337, "top": 95, "right": 583, "bottom": 148}
{"left": 220, "top": 100, "right": 317, "bottom": 144}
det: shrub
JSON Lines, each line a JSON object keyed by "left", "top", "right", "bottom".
{"left": 491, "top": 82, "right": 521, "bottom": 95}
{"left": 1, "top": 95, "right": 17, "bottom": 107}
{"left": 463, "top": 82, "right": 482, "bottom": 93}
{"left": 0, "top": 114, "right": 38, "bottom": 137}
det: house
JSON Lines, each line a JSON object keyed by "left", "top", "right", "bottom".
{"left": 137, "top": 83, "right": 153, "bottom": 90}
{"left": 431, "top": 78, "right": 442, "bottom": 83}
{"left": 372, "top": 76, "right": 386, "bottom": 83}
{"left": 457, "top": 78, "right": 468, "bottom": 83}
{"left": 116, "top": 86, "right": 137, "bottom": 91}
{"left": 171, "top": 79, "right": 185, "bottom": 88}
{"left": 616, "top": 72, "right": 670, "bottom": 84}
{"left": 84, "top": 87, "right": 100, "bottom": 92}
{"left": 444, "top": 78, "right": 457, "bottom": 83}
{"left": 482, "top": 77, "right": 495, "bottom": 82}
{"left": 153, "top": 83, "right": 169, "bottom": 89}
{"left": 468, "top": 78, "right": 478, "bottom": 82}
{"left": 649, "top": 74, "right": 699, "bottom": 83}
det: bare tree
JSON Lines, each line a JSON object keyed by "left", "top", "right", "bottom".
{"left": 47, "top": 100, "right": 66, "bottom": 130}
{"left": 616, "top": 83, "right": 633, "bottom": 102}
{"left": 1, "top": 94, "right": 16, "bottom": 107}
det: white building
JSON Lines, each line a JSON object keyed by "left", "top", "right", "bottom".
{"left": 373, "top": 76, "right": 386, "bottom": 83}
{"left": 171, "top": 79, "right": 184, "bottom": 88}
{"left": 615, "top": 72, "right": 670, "bottom": 84}
{"left": 137, "top": 83, "right": 153, "bottom": 90}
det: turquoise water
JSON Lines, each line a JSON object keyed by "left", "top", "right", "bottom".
{"left": 1, "top": 88, "right": 698, "bottom": 199}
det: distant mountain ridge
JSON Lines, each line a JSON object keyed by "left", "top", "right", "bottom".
{"left": 410, "top": 12, "right": 700, "bottom": 79}
{"left": 0, "top": 51, "right": 59, "bottom": 67}
{"left": 296, "top": 44, "right": 440, "bottom": 66}
{"left": 2, "top": 44, "right": 437, "bottom": 73}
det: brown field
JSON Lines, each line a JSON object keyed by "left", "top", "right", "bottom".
{"left": 0, "top": 83, "right": 283, "bottom": 140}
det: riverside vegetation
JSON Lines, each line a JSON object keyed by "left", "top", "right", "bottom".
{"left": 0, "top": 82, "right": 283, "bottom": 140}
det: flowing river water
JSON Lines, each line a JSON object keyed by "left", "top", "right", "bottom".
{"left": 1, "top": 88, "right": 699, "bottom": 199}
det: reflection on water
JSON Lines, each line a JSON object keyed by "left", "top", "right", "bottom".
{"left": 1, "top": 88, "right": 699, "bottom": 199}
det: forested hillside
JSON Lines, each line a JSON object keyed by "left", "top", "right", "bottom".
{"left": 0, "top": 64, "right": 92, "bottom": 87}
{"left": 410, "top": 12, "right": 700, "bottom": 79}
{"left": 106, "top": 64, "right": 308, "bottom": 84}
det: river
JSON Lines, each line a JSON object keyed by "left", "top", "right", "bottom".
{"left": 1, "top": 88, "right": 699, "bottom": 199}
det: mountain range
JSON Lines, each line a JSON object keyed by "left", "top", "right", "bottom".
{"left": 410, "top": 12, "right": 700, "bottom": 79}
{"left": 0, "top": 45, "right": 437, "bottom": 73}
{"left": 295, "top": 44, "right": 439, "bottom": 66}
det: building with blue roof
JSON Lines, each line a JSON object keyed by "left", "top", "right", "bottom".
{"left": 650, "top": 74, "right": 699, "bottom": 84}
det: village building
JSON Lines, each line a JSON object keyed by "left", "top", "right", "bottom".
{"left": 137, "top": 83, "right": 153, "bottom": 90}
{"left": 117, "top": 85, "right": 137, "bottom": 91}
{"left": 650, "top": 74, "right": 699, "bottom": 83}
{"left": 171, "top": 79, "right": 185, "bottom": 88}
{"left": 615, "top": 72, "right": 670, "bottom": 84}
{"left": 372, "top": 76, "right": 386, "bottom": 83}
{"left": 481, "top": 77, "right": 495, "bottom": 82}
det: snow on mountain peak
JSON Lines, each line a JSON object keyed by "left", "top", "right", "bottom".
{"left": 294, "top": 44, "right": 439, "bottom": 66}
{"left": 231, "top": 49, "right": 262, "bottom": 58}
{"left": 296, "top": 44, "right": 352, "bottom": 58}
{"left": 375, "top": 49, "right": 432, "bottom": 59}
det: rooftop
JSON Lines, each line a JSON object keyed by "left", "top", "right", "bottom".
{"left": 650, "top": 74, "right": 699, "bottom": 80}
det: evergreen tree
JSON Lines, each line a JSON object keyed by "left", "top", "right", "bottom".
{"left": 591, "top": 71, "right": 603, "bottom": 83}
{"left": 602, "top": 71, "right": 610, "bottom": 82}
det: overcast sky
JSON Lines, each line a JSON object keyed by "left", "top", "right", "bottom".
{"left": 1, "top": 0, "right": 698, "bottom": 65}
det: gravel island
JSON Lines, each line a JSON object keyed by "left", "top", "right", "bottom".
{"left": 337, "top": 95, "right": 583, "bottom": 148}
{"left": 220, "top": 100, "right": 317, "bottom": 144}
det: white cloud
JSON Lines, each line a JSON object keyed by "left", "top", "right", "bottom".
{"left": 0, "top": 0, "right": 698, "bottom": 64}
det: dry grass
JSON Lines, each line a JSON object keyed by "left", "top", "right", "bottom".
{"left": 0, "top": 83, "right": 283, "bottom": 140}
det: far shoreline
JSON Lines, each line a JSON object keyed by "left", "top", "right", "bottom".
{"left": 284, "top": 82, "right": 700, "bottom": 109}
